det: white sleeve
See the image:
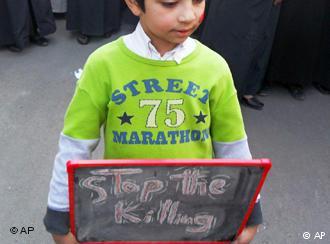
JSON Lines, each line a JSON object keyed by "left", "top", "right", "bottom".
{"left": 212, "top": 137, "right": 260, "bottom": 202}
{"left": 212, "top": 137, "right": 252, "bottom": 159}
{"left": 47, "top": 133, "right": 99, "bottom": 211}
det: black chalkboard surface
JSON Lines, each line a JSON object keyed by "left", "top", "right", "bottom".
{"left": 67, "top": 159, "right": 271, "bottom": 244}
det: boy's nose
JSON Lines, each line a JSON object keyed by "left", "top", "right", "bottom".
{"left": 178, "top": 7, "right": 196, "bottom": 23}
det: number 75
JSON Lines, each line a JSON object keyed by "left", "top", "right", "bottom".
{"left": 139, "top": 99, "right": 185, "bottom": 128}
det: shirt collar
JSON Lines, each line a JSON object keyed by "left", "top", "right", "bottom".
{"left": 123, "top": 22, "right": 196, "bottom": 64}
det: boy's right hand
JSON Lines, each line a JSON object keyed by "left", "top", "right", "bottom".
{"left": 52, "top": 232, "right": 79, "bottom": 244}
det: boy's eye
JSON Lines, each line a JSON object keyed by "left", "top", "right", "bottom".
{"left": 161, "top": 1, "right": 178, "bottom": 8}
{"left": 160, "top": 0, "right": 204, "bottom": 8}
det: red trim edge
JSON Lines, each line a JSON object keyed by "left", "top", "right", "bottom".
{"left": 67, "top": 159, "right": 272, "bottom": 244}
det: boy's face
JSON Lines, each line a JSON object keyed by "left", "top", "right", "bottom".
{"left": 126, "top": 0, "right": 205, "bottom": 54}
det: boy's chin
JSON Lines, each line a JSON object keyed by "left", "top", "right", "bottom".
{"left": 171, "top": 34, "right": 190, "bottom": 43}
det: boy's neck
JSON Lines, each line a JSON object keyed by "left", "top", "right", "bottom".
{"left": 152, "top": 41, "right": 178, "bottom": 57}
{"left": 140, "top": 22, "right": 182, "bottom": 57}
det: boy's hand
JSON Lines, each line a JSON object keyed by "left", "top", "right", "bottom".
{"left": 52, "top": 232, "right": 79, "bottom": 244}
{"left": 232, "top": 225, "right": 259, "bottom": 244}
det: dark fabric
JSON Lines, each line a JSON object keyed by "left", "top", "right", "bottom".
{"left": 66, "top": 0, "right": 122, "bottom": 36}
{"left": 267, "top": 0, "right": 326, "bottom": 86}
{"left": 200, "top": 0, "right": 280, "bottom": 97}
{"left": 244, "top": 5, "right": 280, "bottom": 94}
{"left": 0, "top": 0, "right": 30, "bottom": 48}
{"left": 246, "top": 201, "right": 263, "bottom": 226}
{"left": 29, "top": 0, "right": 56, "bottom": 36}
{"left": 50, "top": 0, "right": 67, "bottom": 13}
{"left": 314, "top": 0, "right": 330, "bottom": 89}
{"left": 43, "top": 208, "right": 70, "bottom": 235}
{"left": 0, "top": 1, "right": 13, "bottom": 46}
{"left": 0, "top": 0, "right": 56, "bottom": 48}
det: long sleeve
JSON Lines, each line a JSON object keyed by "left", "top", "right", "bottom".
{"left": 47, "top": 134, "right": 99, "bottom": 212}
{"left": 44, "top": 53, "right": 109, "bottom": 234}
{"left": 213, "top": 138, "right": 252, "bottom": 160}
{"left": 209, "top": 62, "right": 262, "bottom": 226}
{"left": 209, "top": 61, "right": 250, "bottom": 159}
{"left": 44, "top": 134, "right": 99, "bottom": 234}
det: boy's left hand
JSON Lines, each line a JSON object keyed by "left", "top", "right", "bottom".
{"left": 52, "top": 232, "right": 79, "bottom": 244}
{"left": 232, "top": 225, "right": 259, "bottom": 244}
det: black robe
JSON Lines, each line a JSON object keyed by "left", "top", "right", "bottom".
{"left": 314, "top": 0, "right": 330, "bottom": 89}
{"left": 66, "top": 0, "right": 122, "bottom": 36}
{"left": 200, "top": 0, "right": 280, "bottom": 97}
{"left": 50, "top": 0, "right": 67, "bottom": 13}
{"left": 267, "top": 0, "right": 326, "bottom": 86}
{"left": 0, "top": 0, "right": 56, "bottom": 48}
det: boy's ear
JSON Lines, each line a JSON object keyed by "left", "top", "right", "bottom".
{"left": 124, "top": 0, "right": 143, "bottom": 16}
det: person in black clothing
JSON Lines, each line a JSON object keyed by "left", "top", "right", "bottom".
{"left": 0, "top": 0, "right": 56, "bottom": 52}
{"left": 66, "top": 0, "right": 122, "bottom": 45}
{"left": 200, "top": 0, "right": 282, "bottom": 110}
{"left": 313, "top": 0, "right": 330, "bottom": 95}
{"left": 51, "top": 0, "right": 67, "bottom": 13}
{"left": 266, "top": 0, "right": 327, "bottom": 100}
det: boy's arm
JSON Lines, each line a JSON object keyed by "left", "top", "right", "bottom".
{"left": 211, "top": 97, "right": 262, "bottom": 243}
{"left": 210, "top": 66, "right": 262, "bottom": 242}
{"left": 44, "top": 89, "right": 105, "bottom": 235}
{"left": 44, "top": 134, "right": 100, "bottom": 235}
{"left": 45, "top": 54, "right": 109, "bottom": 237}
{"left": 212, "top": 138, "right": 251, "bottom": 160}
{"left": 212, "top": 134, "right": 263, "bottom": 229}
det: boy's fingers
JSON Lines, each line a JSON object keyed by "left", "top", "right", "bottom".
{"left": 233, "top": 225, "right": 259, "bottom": 244}
{"left": 52, "top": 232, "right": 79, "bottom": 244}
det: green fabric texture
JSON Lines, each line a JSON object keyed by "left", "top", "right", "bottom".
{"left": 63, "top": 37, "right": 246, "bottom": 159}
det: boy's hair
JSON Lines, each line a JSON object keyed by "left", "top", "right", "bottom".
{"left": 135, "top": 0, "right": 145, "bottom": 11}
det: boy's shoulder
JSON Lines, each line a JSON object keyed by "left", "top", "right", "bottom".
{"left": 194, "top": 39, "right": 231, "bottom": 72}
{"left": 86, "top": 37, "right": 124, "bottom": 64}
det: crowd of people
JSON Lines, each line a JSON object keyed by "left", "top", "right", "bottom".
{"left": 198, "top": 0, "right": 330, "bottom": 109}
{"left": 0, "top": 0, "right": 56, "bottom": 52}
{"left": 1, "top": 0, "right": 329, "bottom": 109}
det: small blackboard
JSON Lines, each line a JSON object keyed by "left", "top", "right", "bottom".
{"left": 67, "top": 159, "right": 271, "bottom": 244}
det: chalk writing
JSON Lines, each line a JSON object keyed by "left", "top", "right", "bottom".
{"left": 170, "top": 169, "right": 208, "bottom": 195}
{"left": 71, "top": 163, "right": 268, "bottom": 242}
{"left": 91, "top": 168, "right": 142, "bottom": 195}
{"left": 80, "top": 167, "right": 231, "bottom": 234}
{"left": 140, "top": 180, "right": 164, "bottom": 202}
{"left": 81, "top": 176, "right": 107, "bottom": 204}
{"left": 115, "top": 201, "right": 142, "bottom": 224}
{"left": 113, "top": 199, "right": 216, "bottom": 233}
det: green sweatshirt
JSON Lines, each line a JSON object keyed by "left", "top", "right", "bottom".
{"left": 63, "top": 37, "right": 246, "bottom": 159}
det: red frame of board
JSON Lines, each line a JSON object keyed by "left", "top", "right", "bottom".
{"left": 67, "top": 158, "right": 271, "bottom": 244}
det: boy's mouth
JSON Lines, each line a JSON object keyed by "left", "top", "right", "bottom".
{"left": 175, "top": 28, "right": 195, "bottom": 36}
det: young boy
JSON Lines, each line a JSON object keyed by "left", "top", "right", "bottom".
{"left": 44, "top": 0, "right": 263, "bottom": 243}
